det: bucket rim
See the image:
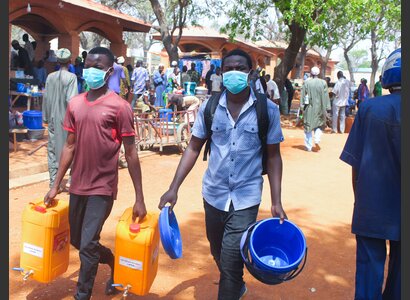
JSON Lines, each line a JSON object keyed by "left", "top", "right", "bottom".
{"left": 250, "top": 218, "right": 306, "bottom": 272}
{"left": 159, "top": 206, "right": 182, "bottom": 259}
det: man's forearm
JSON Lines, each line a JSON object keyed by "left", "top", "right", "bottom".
{"left": 125, "top": 150, "right": 144, "bottom": 201}
{"left": 267, "top": 153, "right": 283, "bottom": 206}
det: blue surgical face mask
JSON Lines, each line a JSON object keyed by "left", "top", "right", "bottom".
{"left": 222, "top": 70, "right": 249, "bottom": 94}
{"left": 83, "top": 67, "right": 111, "bottom": 90}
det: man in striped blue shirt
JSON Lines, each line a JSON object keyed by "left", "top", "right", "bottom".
{"left": 159, "top": 49, "right": 286, "bottom": 300}
{"left": 130, "top": 60, "right": 150, "bottom": 110}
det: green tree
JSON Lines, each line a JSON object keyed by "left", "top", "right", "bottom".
{"left": 338, "top": 49, "right": 370, "bottom": 70}
{"left": 339, "top": 24, "right": 368, "bottom": 84}
{"left": 149, "top": 0, "right": 204, "bottom": 63}
{"left": 361, "top": 0, "right": 401, "bottom": 92}
{"left": 214, "top": 0, "right": 360, "bottom": 90}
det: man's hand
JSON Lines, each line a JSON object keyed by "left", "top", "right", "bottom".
{"left": 44, "top": 187, "right": 58, "bottom": 207}
{"left": 158, "top": 189, "right": 178, "bottom": 211}
{"left": 271, "top": 203, "right": 287, "bottom": 224}
{"left": 132, "top": 200, "right": 147, "bottom": 223}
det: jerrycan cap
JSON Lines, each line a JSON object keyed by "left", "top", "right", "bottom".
{"left": 129, "top": 223, "right": 141, "bottom": 233}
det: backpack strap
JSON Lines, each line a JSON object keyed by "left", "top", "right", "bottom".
{"left": 203, "top": 92, "right": 221, "bottom": 161}
{"left": 254, "top": 92, "right": 269, "bottom": 175}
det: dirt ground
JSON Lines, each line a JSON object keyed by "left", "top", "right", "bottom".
{"left": 9, "top": 126, "right": 359, "bottom": 300}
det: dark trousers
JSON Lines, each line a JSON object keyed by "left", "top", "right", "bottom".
{"left": 204, "top": 200, "right": 259, "bottom": 300}
{"left": 69, "top": 194, "right": 115, "bottom": 300}
{"left": 355, "top": 235, "right": 401, "bottom": 300}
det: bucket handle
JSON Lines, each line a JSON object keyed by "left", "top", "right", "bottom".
{"left": 281, "top": 247, "right": 308, "bottom": 282}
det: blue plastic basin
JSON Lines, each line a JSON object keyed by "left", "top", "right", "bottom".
{"left": 159, "top": 206, "right": 182, "bottom": 259}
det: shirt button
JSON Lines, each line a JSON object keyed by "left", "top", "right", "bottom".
{"left": 252, "top": 128, "right": 254, "bottom": 131}
{"left": 234, "top": 125, "right": 237, "bottom": 129}
{"left": 233, "top": 142, "right": 235, "bottom": 145}
{"left": 231, "top": 158, "right": 234, "bottom": 162}
{"left": 230, "top": 174, "right": 233, "bottom": 177}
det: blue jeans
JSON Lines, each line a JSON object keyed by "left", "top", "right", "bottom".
{"left": 204, "top": 200, "right": 259, "bottom": 300}
{"left": 355, "top": 235, "right": 401, "bottom": 300}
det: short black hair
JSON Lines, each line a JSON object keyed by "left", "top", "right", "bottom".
{"left": 337, "top": 71, "right": 343, "bottom": 78}
{"left": 182, "top": 65, "right": 188, "bottom": 72}
{"left": 88, "top": 47, "right": 114, "bottom": 65}
{"left": 222, "top": 48, "right": 253, "bottom": 70}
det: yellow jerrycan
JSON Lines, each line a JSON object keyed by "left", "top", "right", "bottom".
{"left": 113, "top": 208, "right": 160, "bottom": 296}
{"left": 15, "top": 199, "right": 70, "bottom": 283}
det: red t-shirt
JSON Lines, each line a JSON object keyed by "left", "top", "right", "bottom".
{"left": 63, "top": 91, "right": 135, "bottom": 199}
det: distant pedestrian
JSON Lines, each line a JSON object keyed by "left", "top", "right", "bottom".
{"left": 33, "top": 60, "right": 48, "bottom": 89}
{"left": 300, "top": 66, "right": 330, "bottom": 152}
{"left": 126, "top": 64, "right": 133, "bottom": 77}
{"left": 130, "top": 60, "right": 150, "bottom": 109}
{"left": 180, "top": 65, "right": 191, "bottom": 88}
{"left": 11, "top": 40, "right": 33, "bottom": 76}
{"left": 205, "top": 64, "right": 215, "bottom": 95}
{"left": 357, "top": 78, "right": 369, "bottom": 109}
{"left": 42, "top": 48, "right": 78, "bottom": 191}
{"left": 23, "top": 33, "right": 35, "bottom": 62}
{"left": 107, "top": 60, "right": 127, "bottom": 95}
{"left": 80, "top": 51, "right": 87, "bottom": 68}
{"left": 265, "top": 74, "right": 280, "bottom": 104}
{"left": 284, "top": 78, "right": 295, "bottom": 113}
{"left": 254, "top": 68, "right": 267, "bottom": 95}
{"left": 187, "top": 62, "right": 201, "bottom": 85}
{"left": 340, "top": 48, "right": 401, "bottom": 300}
{"left": 74, "top": 57, "right": 84, "bottom": 93}
{"left": 153, "top": 63, "right": 167, "bottom": 107}
{"left": 331, "top": 71, "right": 351, "bottom": 133}
{"left": 210, "top": 66, "right": 222, "bottom": 95}
{"left": 116, "top": 56, "right": 130, "bottom": 100}
{"left": 373, "top": 75, "right": 382, "bottom": 97}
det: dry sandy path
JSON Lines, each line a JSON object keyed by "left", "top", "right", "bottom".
{"left": 9, "top": 127, "right": 357, "bottom": 299}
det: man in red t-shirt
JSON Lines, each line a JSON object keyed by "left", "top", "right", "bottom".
{"left": 44, "top": 47, "right": 147, "bottom": 300}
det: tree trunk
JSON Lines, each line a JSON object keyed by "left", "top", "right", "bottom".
{"left": 149, "top": 0, "right": 180, "bottom": 63}
{"left": 369, "top": 29, "right": 378, "bottom": 94}
{"left": 294, "top": 42, "right": 307, "bottom": 79}
{"left": 320, "top": 47, "right": 332, "bottom": 79}
{"left": 273, "top": 21, "right": 306, "bottom": 92}
{"left": 344, "top": 49, "right": 355, "bottom": 85}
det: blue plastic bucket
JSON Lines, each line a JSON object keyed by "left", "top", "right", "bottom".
{"left": 159, "top": 108, "right": 173, "bottom": 122}
{"left": 249, "top": 218, "right": 306, "bottom": 280}
{"left": 184, "top": 82, "right": 197, "bottom": 95}
{"left": 22, "top": 110, "right": 43, "bottom": 129}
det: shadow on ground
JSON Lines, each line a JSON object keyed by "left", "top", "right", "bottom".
{"left": 9, "top": 207, "right": 355, "bottom": 300}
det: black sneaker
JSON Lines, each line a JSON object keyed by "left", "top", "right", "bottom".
{"left": 239, "top": 284, "right": 248, "bottom": 299}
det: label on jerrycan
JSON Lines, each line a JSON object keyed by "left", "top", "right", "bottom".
{"left": 119, "top": 256, "right": 143, "bottom": 270}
